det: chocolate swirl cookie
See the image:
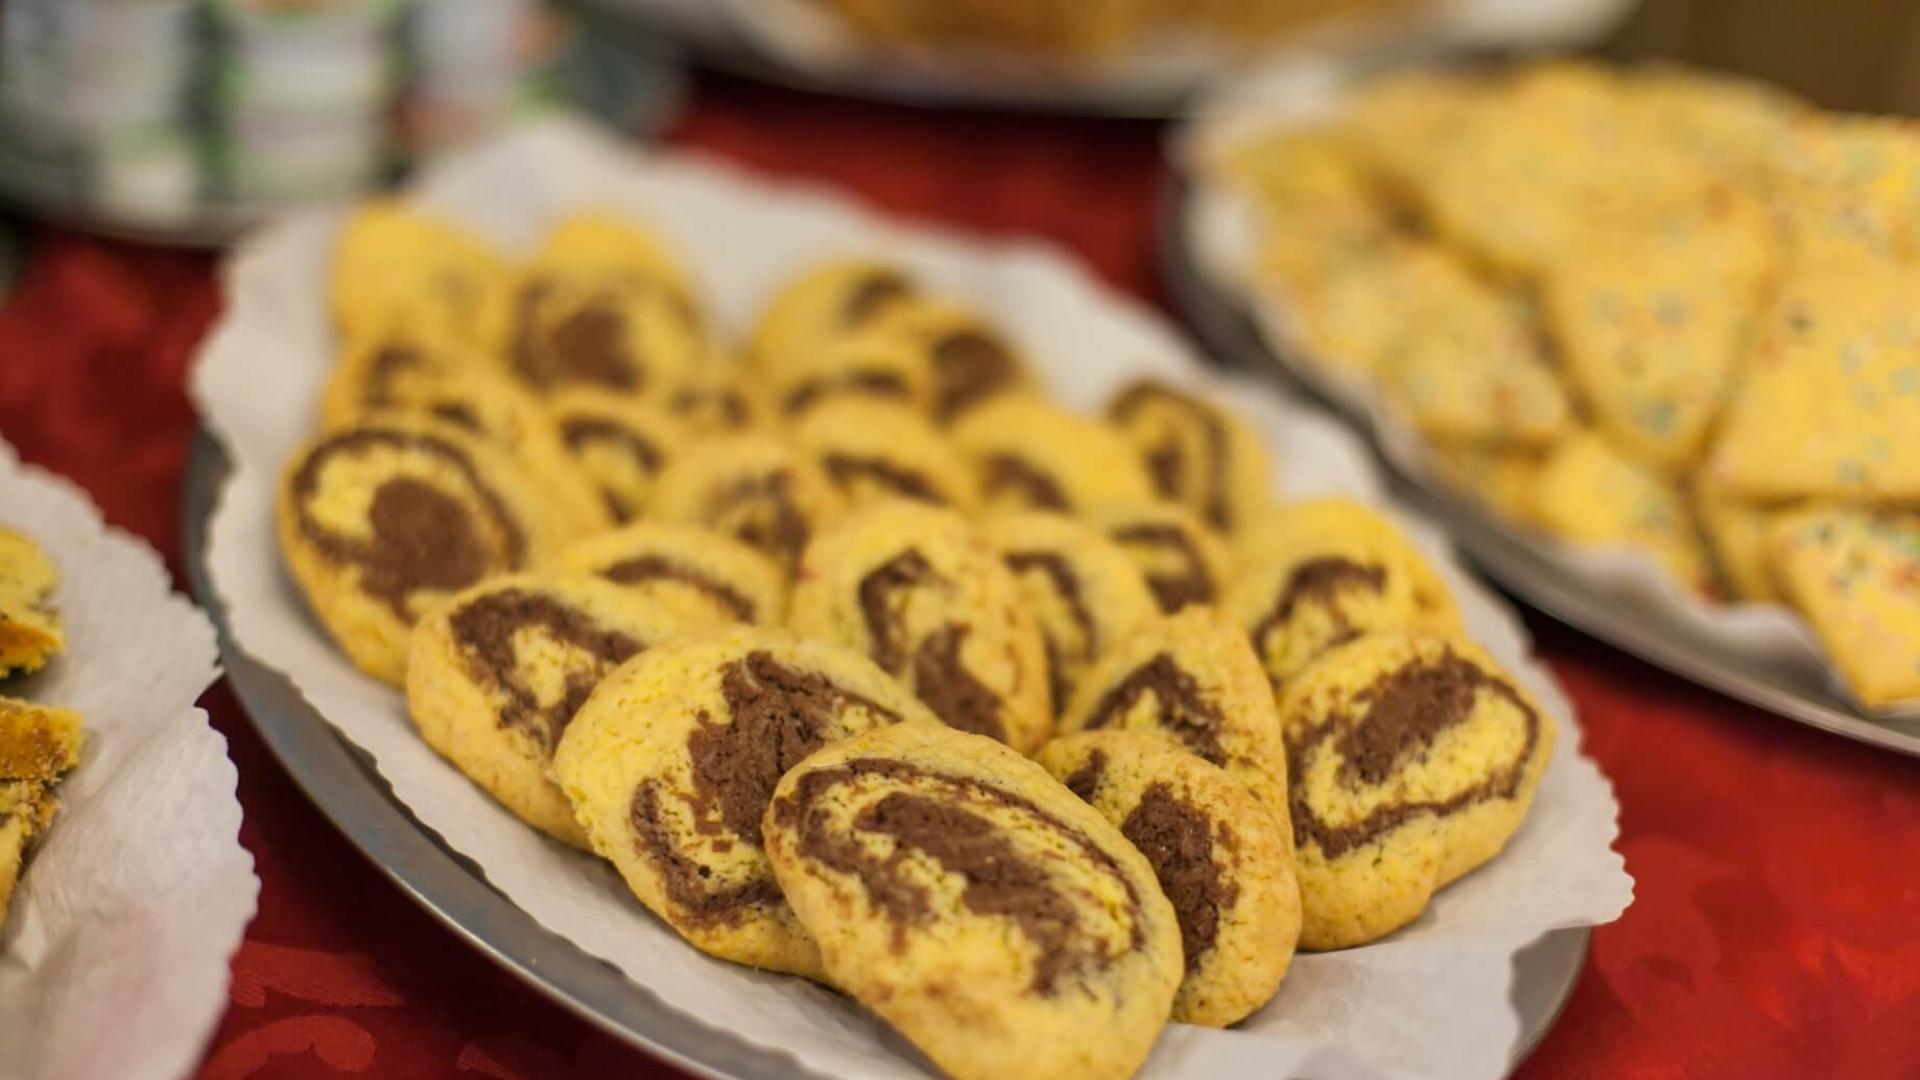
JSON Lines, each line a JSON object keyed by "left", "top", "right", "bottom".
{"left": 749, "top": 260, "right": 921, "bottom": 376}
{"left": 950, "top": 397, "right": 1154, "bottom": 515}
{"left": 554, "top": 521, "right": 789, "bottom": 627}
{"left": 0, "top": 526, "right": 64, "bottom": 677}
{"left": 330, "top": 201, "right": 513, "bottom": 352}
{"left": 406, "top": 573, "right": 701, "bottom": 847}
{"left": 1276, "top": 630, "right": 1556, "bottom": 950}
{"left": 979, "top": 512, "right": 1158, "bottom": 716}
{"left": 772, "top": 331, "right": 937, "bottom": 418}
{"left": 1105, "top": 378, "right": 1275, "bottom": 534}
{"left": 647, "top": 434, "right": 847, "bottom": 574}
{"left": 764, "top": 722, "right": 1181, "bottom": 1080}
{"left": 1037, "top": 730, "right": 1300, "bottom": 1027}
{"left": 544, "top": 389, "right": 688, "bottom": 524}
{"left": 1087, "top": 501, "right": 1234, "bottom": 615}
{"left": 318, "top": 330, "right": 489, "bottom": 431}
{"left": 793, "top": 398, "right": 981, "bottom": 512}
{"left": 865, "top": 301, "right": 1034, "bottom": 423}
{"left": 1236, "top": 499, "right": 1461, "bottom": 628}
{"left": 1057, "top": 606, "right": 1291, "bottom": 820}
{"left": 493, "top": 267, "right": 704, "bottom": 398}
{"left": 276, "top": 416, "right": 570, "bottom": 685}
{"left": 788, "top": 502, "right": 1051, "bottom": 753}
{"left": 321, "top": 372, "right": 610, "bottom": 539}
{"left": 657, "top": 350, "right": 775, "bottom": 437}
{"left": 536, "top": 211, "right": 701, "bottom": 320}
{"left": 552, "top": 626, "right": 935, "bottom": 977}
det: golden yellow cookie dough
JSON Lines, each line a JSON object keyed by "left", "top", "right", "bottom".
{"left": 1277, "top": 630, "right": 1556, "bottom": 950}
{"left": 771, "top": 330, "right": 936, "bottom": 419}
{"left": 1531, "top": 432, "right": 1717, "bottom": 597}
{"left": 764, "top": 722, "right": 1182, "bottom": 1080}
{"left": 864, "top": 300, "right": 1035, "bottom": 422}
{"left": 331, "top": 201, "right": 515, "bottom": 351}
{"left": 0, "top": 527, "right": 64, "bottom": 676}
{"left": 1105, "top": 378, "right": 1275, "bottom": 533}
{"left": 980, "top": 512, "right": 1158, "bottom": 716}
{"left": 1237, "top": 499, "right": 1459, "bottom": 627}
{"left": 1036, "top": 729, "right": 1300, "bottom": 1027}
{"left": 276, "top": 416, "right": 573, "bottom": 686}
{"left": 554, "top": 521, "right": 789, "bottom": 627}
{"left": 0, "top": 697, "right": 85, "bottom": 781}
{"left": 951, "top": 396, "right": 1153, "bottom": 516}
{"left": 1085, "top": 500, "right": 1234, "bottom": 616}
{"left": 554, "top": 625, "right": 936, "bottom": 978}
{"left": 318, "top": 329, "right": 493, "bottom": 431}
{"left": 1770, "top": 508, "right": 1920, "bottom": 710}
{"left": 789, "top": 501, "right": 1052, "bottom": 753}
{"left": 493, "top": 266, "right": 705, "bottom": 398}
{"left": 544, "top": 389, "right": 688, "bottom": 525}
{"left": 536, "top": 211, "right": 699, "bottom": 315}
{"left": 749, "top": 259, "right": 921, "bottom": 376}
{"left": 1694, "top": 488, "right": 1787, "bottom": 604}
{"left": 656, "top": 349, "right": 777, "bottom": 438}
{"left": 793, "top": 398, "right": 981, "bottom": 512}
{"left": 406, "top": 573, "right": 702, "bottom": 847}
{"left": 646, "top": 434, "right": 847, "bottom": 574}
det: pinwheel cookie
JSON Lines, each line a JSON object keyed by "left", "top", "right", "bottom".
{"left": 749, "top": 259, "right": 921, "bottom": 375}
{"left": 772, "top": 331, "right": 937, "bottom": 418}
{"left": 647, "top": 434, "right": 846, "bottom": 573}
{"left": 788, "top": 501, "right": 1051, "bottom": 752}
{"left": 1105, "top": 378, "right": 1274, "bottom": 533}
{"left": 951, "top": 397, "right": 1153, "bottom": 515}
{"left": 865, "top": 301, "right": 1034, "bottom": 422}
{"left": 980, "top": 512, "right": 1158, "bottom": 715}
{"left": 1277, "top": 630, "right": 1555, "bottom": 950}
{"left": 553, "top": 626, "right": 933, "bottom": 978}
{"left": 407, "top": 573, "right": 701, "bottom": 847}
{"left": 277, "top": 416, "right": 571, "bottom": 685}
{"left": 764, "top": 722, "right": 1181, "bottom": 1080}
{"left": 1086, "top": 501, "right": 1233, "bottom": 615}
{"left": 1037, "top": 730, "right": 1300, "bottom": 1027}
{"left": 792, "top": 399, "right": 981, "bottom": 511}
{"left": 496, "top": 267, "right": 704, "bottom": 397}
{"left": 554, "top": 522, "right": 788, "bottom": 627}
{"left": 331, "top": 201, "right": 514, "bottom": 351}
{"left": 0, "top": 526, "right": 64, "bottom": 676}
{"left": 544, "top": 390, "right": 687, "bottom": 524}
{"left": 1057, "top": 605, "right": 1290, "bottom": 817}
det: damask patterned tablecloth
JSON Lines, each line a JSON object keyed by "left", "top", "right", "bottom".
{"left": 0, "top": 73, "right": 1914, "bottom": 1080}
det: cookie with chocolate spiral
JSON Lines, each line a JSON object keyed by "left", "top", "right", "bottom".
{"left": 951, "top": 397, "right": 1153, "bottom": 516}
{"left": 749, "top": 260, "right": 921, "bottom": 376}
{"left": 276, "top": 415, "right": 571, "bottom": 685}
{"left": 1086, "top": 500, "right": 1234, "bottom": 616}
{"left": 406, "top": 573, "right": 701, "bottom": 847}
{"left": 543, "top": 389, "right": 688, "bottom": 524}
{"left": 793, "top": 398, "right": 981, "bottom": 512}
{"left": 1276, "top": 630, "right": 1556, "bottom": 949}
{"left": 1106, "top": 378, "right": 1275, "bottom": 534}
{"left": 788, "top": 501, "right": 1052, "bottom": 753}
{"left": 553, "top": 626, "right": 934, "bottom": 978}
{"left": 1057, "top": 605, "right": 1291, "bottom": 821}
{"left": 330, "top": 201, "right": 513, "bottom": 352}
{"left": 764, "top": 722, "right": 1181, "bottom": 1080}
{"left": 863, "top": 301, "right": 1034, "bottom": 422}
{"left": 1037, "top": 730, "right": 1300, "bottom": 1027}
{"left": 647, "top": 434, "right": 847, "bottom": 574}
{"left": 554, "top": 521, "right": 789, "bottom": 627}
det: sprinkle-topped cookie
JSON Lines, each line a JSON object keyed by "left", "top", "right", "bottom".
{"left": 789, "top": 501, "right": 1052, "bottom": 752}
{"left": 792, "top": 398, "right": 981, "bottom": 511}
{"left": 951, "top": 397, "right": 1154, "bottom": 516}
{"left": 1277, "top": 630, "right": 1555, "bottom": 950}
{"left": 554, "top": 521, "right": 789, "bottom": 627}
{"left": 1532, "top": 432, "right": 1716, "bottom": 596}
{"left": 553, "top": 626, "right": 934, "bottom": 977}
{"left": 764, "top": 722, "right": 1181, "bottom": 1080}
{"left": 647, "top": 434, "right": 847, "bottom": 574}
{"left": 406, "top": 573, "right": 702, "bottom": 846}
{"left": 1105, "top": 378, "right": 1275, "bottom": 533}
{"left": 0, "top": 527, "right": 64, "bottom": 677}
{"left": 981, "top": 512, "right": 1158, "bottom": 715}
{"left": 1770, "top": 508, "right": 1920, "bottom": 709}
{"left": 277, "top": 416, "right": 571, "bottom": 685}
{"left": 1037, "top": 730, "right": 1300, "bottom": 1027}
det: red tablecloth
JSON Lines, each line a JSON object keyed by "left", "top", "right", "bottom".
{"left": 1, "top": 73, "right": 1916, "bottom": 1080}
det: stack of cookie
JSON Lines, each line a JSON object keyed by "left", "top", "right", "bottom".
{"left": 278, "top": 205, "right": 1556, "bottom": 1080}
{"left": 1220, "top": 59, "right": 1920, "bottom": 711}
{"left": 0, "top": 526, "right": 87, "bottom": 928}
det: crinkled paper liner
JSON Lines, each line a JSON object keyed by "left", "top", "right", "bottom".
{"left": 1175, "top": 61, "right": 1920, "bottom": 719}
{"left": 195, "top": 116, "right": 1631, "bottom": 1080}
{"left": 0, "top": 440, "right": 255, "bottom": 1080}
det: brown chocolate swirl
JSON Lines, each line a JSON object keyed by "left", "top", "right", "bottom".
{"left": 1286, "top": 651, "right": 1540, "bottom": 858}
{"left": 559, "top": 416, "right": 665, "bottom": 522}
{"left": 291, "top": 427, "right": 527, "bottom": 619}
{"left": 600, "top": 555, "right": 757, "bottom": 622}
{"left": 823, "top": 453, "right": 946, "bottom": 505}
{"left": 667, "top": 384, "right": 752, "bottom": 432}
{"left": 1109, "top": 382, "right": 1233, "bottom": 530}
{"left": 982, "top": 454, "right": 1069, "bottom": 511}
{"left": 448, "top": 588, "right": 643, "bottom": 748}
{"left": 1249, "top": 558, "right": 1387, "bottom": 659}
{"left": 771, "top": 757, "right": 1147, "bottom": 994}
{"left": 932, "top": 330, "right": 1018, "bottom": 421}
{"left": 1003, "top": 549, "right": 1098, "bottom": 711}
{"left": 1122, "top": 784, "right": 1234, "bottom": 973}
{"left": 1111, "top": 523, "right": 1216, "bottom": 613}
{"left": 630, "top": 651, "right": 902, "bottom": 926}
{"left": 782, "top": 370, "right": 912, "bottom": 416}
{"left": 511, "top": 280, "right": 644, "bottom": 393}
{"left": 1062, "top": 748, "right": 1110, "bottom": 803}
{"left": 841, "top": 270, "right": 915, "bottom": 326}
{"left": 1080, "top": 653, "right": 1226, "bottom": 765}
{"left": 706, "top": 470, "right": 811, "bottom": 568}
{"left": 857, "top": 551, "right": 1008, "bottom": 743}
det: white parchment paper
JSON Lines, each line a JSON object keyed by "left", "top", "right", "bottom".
{"left": 1175, "top": 63, "right": 1876, "bottom": 713}
{"left": 193, "top": 117, "right": 1631, "bottom": 1080}
{"left": 0, "top": 440, "right": 255, "bottom": 1080}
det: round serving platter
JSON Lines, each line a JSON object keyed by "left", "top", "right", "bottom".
{"left": 181, "top": 430, "right": 1591, "bottom": 1079}
{"left": 1159, "top": 180, "right": 1920, "bottom": 760}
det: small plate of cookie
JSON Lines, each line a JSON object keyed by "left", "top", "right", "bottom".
{"left": 1175, "top": 57, "right": 1920, "bottom": 756}
{"left": 193, "top": 116, "right": 1629, "bottom": 1080}
{"left": 0, "top": 439, "right": 254, "bottom": 1080}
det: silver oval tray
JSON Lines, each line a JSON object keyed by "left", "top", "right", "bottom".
{"left": 181, "top": 430, "right": 1590, "bottom": 1078}
{"left": 1160, "top": 181, "right": 1920, "bottom": 760}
